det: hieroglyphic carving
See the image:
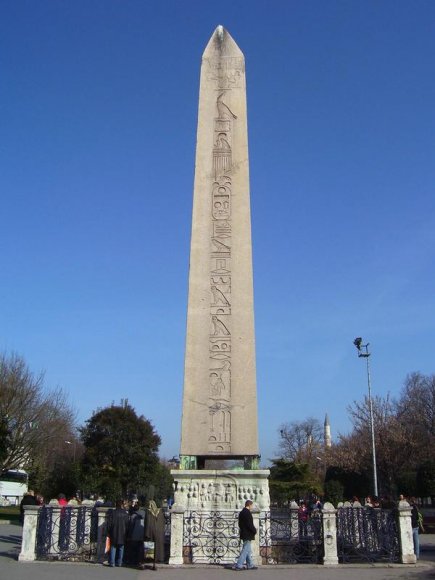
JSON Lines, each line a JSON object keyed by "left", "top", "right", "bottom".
{"left": 210, "top": 360, "right": 231, "bottom": 401}
{"left": 211, "top": 286, "right": 230, "bottom": 306}
{"left": 216, "top": 92, "right": 237, "bottom": 120}
{"left": 208, "top": 84, "right": 237, "bottom": 452}
{"left": 211, "top": 316, "right": 230, "bottom": 336}
{"left": 209, "top": 402, "right": 231, "bottom": 453}
{"left": 205, "top": 57, "right": 245, "bottom": 90}
{"left": 213, "top": 95, "right": 237, "bottom": 178}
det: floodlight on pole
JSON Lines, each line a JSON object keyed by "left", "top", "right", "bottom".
{"left": 64, "top": 440, "right": 76, "bottom": 462}
{"left": 353, "top": 337, "right": 378, "bottom": 498}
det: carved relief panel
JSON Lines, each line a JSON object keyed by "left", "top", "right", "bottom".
{"left": 207, "top": 86, "right": 238, "bottom": 453}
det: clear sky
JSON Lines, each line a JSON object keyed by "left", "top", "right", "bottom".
{"left": 2, "top": 0, "right": 435, "bottom": 465}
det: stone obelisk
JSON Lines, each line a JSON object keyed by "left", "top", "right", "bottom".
{"left": 169, "top": 27, "right": 269, "bottom": 566}
{"left": 180, "top": 25, "right": 259, "bottom": 468}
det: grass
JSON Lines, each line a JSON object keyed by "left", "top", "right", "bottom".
{"left": 0, "top": 506, "right": 21, "bottom": 522}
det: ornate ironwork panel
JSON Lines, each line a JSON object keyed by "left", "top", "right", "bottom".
{"left": 337, "top": 507, "right": 399, "bottom": 563}
{"left": 36, "top": 506, "right": 97, "bottom": 561}
{"left": 183, "top": 510, "right": 240, "bottom": 564}
{"left": 259, "top": 509, "right": 323, "bottom": 564}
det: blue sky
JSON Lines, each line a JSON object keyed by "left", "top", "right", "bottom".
{"left": 2, "top": 1, "right": 435, "bottom": 465}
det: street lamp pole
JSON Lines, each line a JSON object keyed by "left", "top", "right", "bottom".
{"left": 64, "top": 440, "right": 76, "bottom": 462}
{"left": 353, "top": 338, "right": 379, "bottom": 498}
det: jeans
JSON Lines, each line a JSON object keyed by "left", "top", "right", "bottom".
{"left": 109, "top": 544, "right": 125, "bottom": 567}
{"left": 236, "top": 540, "right": 255, "bottom": 569}
{"left": 412, "top": 527, "right": 420, "bottom": 559}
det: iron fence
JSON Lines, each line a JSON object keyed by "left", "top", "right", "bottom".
{"left": 260, "top": 509, "right": 324, "bottom": 564}
{"left": 36, "top": 506, "right": 97, "bottom": 561}
{"left": 183, "top": 510, "right": 240, "bottom": 564}
{"left": 31, "top": 504, "right": 403, "bottom": 566}
{"left": 337, "top": 507, "right": 400, "bottom": 563}
{"left": 182, "top": 508, "right": 324, "bottom": 565}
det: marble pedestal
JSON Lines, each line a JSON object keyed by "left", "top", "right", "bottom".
{"left": 169, "top": 469, "right": 270, "bottom": 565}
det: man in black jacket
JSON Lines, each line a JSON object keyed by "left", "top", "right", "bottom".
{"left": 107, "top": 499, "right": 129, "bottom": 567}
{"left": 19, "top": 489, "right": 38, "bottom": 525}
{"left": 234, "top": 500, "right": 258, "bottom": 570}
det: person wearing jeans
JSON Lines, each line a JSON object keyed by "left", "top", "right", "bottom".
{"left": 107, "top": 499, "right": 129, "bottom": 567}
{"left": 410, "top": 497, "right": 420, "bottom": 559}
{"left": 234, "top": 500, "right": 258, "bottom": 570}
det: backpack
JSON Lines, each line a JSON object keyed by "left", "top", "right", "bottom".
{"left": 417, "top": 510, "right": 425, "bottom": 533}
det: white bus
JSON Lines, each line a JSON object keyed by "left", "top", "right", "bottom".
{"left": 0, "top": 470, "right": 28, "bottom": 505}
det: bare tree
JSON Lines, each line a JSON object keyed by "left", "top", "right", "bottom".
{"left": 397, "top": 372, "right": 435, "bottom": 443}
{"left": 278, "top": 417, "right": 323, "bottom": 464}
{"left": 329, "top": 393, "right": 421, "bottom": 495}
{"left": 0, "top": 352, "right": 77, "bottom": 472}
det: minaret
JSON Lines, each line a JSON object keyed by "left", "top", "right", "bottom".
{"left": 324, "top": 413, "right": 332, "bottom": 448}
{"left": 179, "top": 26, "right": 259, "bottom": 468}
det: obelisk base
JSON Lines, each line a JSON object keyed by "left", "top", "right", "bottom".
{"left": 169, "top": 469, "right": 270, "bottom": 565}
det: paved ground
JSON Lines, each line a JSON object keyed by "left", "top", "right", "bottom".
{"left": 2, "top": 523, "right": 435, "bottom": 580}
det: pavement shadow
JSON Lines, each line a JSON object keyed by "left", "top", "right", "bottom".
{"left": 0, "top": 533, "right": 22, "bottom": 559}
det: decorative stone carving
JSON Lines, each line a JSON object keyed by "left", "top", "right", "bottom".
{"left": 171, "top": 470, "right": 270, "bottom": 512}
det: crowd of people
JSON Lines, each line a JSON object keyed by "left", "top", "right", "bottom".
{"left": 105, "top": 498, "right": 165, "bottom": 568}
{"left": 19, "top": 490, "right": 166, "bottom": 568}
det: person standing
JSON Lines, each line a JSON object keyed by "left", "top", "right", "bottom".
{"left": 234, "top": 500, "right": 258, "bottom": 570}
{"left": 145, "top": 500, "right": 166, "bottom": 565}
{"left": 19, "top": 489, "right": 38, "bottom": 524}
{"left": 126, "top": 503, "right": 145, "bottom": 567}
{"left": 410, "top": 497, "right": 421, "bottom": 560}
{"left": 57, "top": 493, "right": 68, "bottom": 506}
{"left": 107, "top": 499, "right": 129, "bottom": 567}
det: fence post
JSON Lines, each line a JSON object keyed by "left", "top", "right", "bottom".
{"left": 19, "top": 505, "right": 41, "bottom": 561}
{"left": 322, "top": 502, "right": 338, "bottom": 565}
{"left": 397, "top": 500, "right": 417, "bottom": 564}
{"left": 168, "top": 506, "right": 184, "bottom": 565}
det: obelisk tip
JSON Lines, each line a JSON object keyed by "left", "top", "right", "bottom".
{"left": 203, "top": 25, "right": 243, "bottom": 58}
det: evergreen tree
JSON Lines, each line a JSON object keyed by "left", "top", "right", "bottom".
{"left": 80, "top": 401, "right": 161, "bottom": 499}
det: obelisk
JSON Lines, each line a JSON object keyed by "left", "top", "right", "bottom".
{"left": 180, "top": 26, "right": 258, "bottom": 468}
{"left": 170, "top": 27, "right": 269, "bottom": 565}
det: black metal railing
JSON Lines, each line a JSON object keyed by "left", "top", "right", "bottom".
{"left": 32, "top": 504, "right": 403, "bottom": 565}
{"left": 183, "top": 510, "right": 240, "bottom": 564}
{"left": 36, "top": 506, "right": 97, "bottom": 561}
{"left": 182, "top": 508, "right": 324, "bottom": 565}
{"left": 337, "top": 507, "right": 400, "bottom": 563}
{"left": 260, "top": 509, "right": 324, "bottom": 564}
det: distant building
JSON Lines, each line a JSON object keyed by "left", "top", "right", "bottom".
{"left": 324, "top": 414, "right": 332, "bottom": 448}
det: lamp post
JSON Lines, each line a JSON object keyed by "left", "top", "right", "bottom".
{"left": 64, "top": 440, "right": 76, "bottom": 462}
{"left": 353, "top": 337, "right": 378, "bottom": 497}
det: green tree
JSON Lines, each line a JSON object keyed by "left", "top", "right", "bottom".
{"left": 417, "top": 461, "right": 435, "bottom": 501}
{"left": 150, "top": 461, "right": 174, "bottom": 504}
{"left": 324, "top": 465, "right": 369, "bottom": 501}
{"left": 80, "top": 401, "right": 161, "bottom": 500}
{"left": 323, "top": 479, "right": 344, "bottom": 506}
{"left": 269, "top": 459, "right": 322, "bottom": 506}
